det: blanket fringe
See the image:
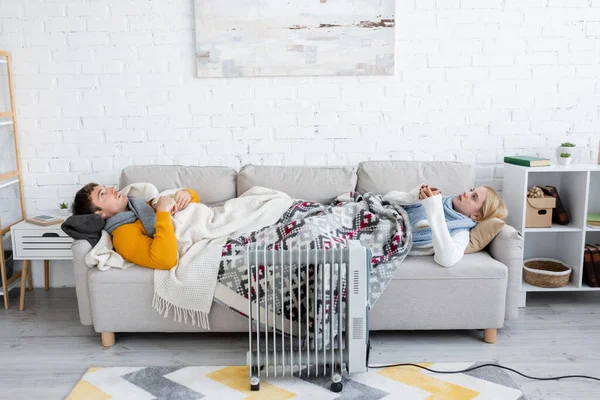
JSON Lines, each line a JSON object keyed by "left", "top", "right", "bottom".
{"left": 152, "top": 292, "right": 210, "bottom": 330}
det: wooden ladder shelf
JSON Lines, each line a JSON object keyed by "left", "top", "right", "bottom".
{"left": 0, "top": 50, "right": 28, "bottom": 309}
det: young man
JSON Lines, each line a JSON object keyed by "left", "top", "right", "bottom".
{"left": 72, "top": 183, "right": 199, "bottom": 270}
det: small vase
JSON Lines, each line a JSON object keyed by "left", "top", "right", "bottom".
{"left": 558, "top": 157, "right": 572, "bottom": 165}
{"left": 59, "top": 209, "right": 69, "bottom": 216}
{"left": 555, "top": 146, "right": 578, "bottom": 163}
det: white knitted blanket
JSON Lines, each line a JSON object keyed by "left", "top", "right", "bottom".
{"left": 85, "top": 183, "right": 293, "bottom": 329}
{"left": 84, "top": 230, "right": 134, "bottom": 271}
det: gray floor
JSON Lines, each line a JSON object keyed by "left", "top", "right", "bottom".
{"left": 1, "top": 288, "right": 599, "bottom": 400}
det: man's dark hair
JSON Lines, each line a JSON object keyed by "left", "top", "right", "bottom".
{"left": 72, "top": 183, "right": 102, "bottom": 215}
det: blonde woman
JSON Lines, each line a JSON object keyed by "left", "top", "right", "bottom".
{"left": 385, "top": 184, "right": 508, "bottom": 267}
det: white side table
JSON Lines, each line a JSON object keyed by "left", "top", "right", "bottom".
{"left": 10, "top": 219, "right": 73, "bottom": 310}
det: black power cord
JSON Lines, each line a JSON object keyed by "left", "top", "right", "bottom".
{"left": 368, "top": 362, "right": 600, "bottom": 382}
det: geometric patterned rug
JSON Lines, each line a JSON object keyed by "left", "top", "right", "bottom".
{"left": 66, "top": 362, "right": 527, "bottom": 399}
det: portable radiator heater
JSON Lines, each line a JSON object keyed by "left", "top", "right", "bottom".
{"left": 245, "top": 240, "right": 370, "bottom": 393}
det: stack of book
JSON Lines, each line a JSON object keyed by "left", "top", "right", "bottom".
{"left": 504, "top": 156, "right": 550, "bottom": 167}
{"left": 25, "top": 214, "right": 64, "bottom": 226}
{"left": 587, "top": 213, "right": 600, "bottom": 228}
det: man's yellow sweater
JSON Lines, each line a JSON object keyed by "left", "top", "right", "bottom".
{"left": 112, "top": 189, "right": 200, "bottom": 270}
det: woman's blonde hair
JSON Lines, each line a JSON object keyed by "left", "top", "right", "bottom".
{"left": 481, "top": 186, "right": 508, "bottom": 221}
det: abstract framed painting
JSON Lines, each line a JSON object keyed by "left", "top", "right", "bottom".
{"left": 194, "top": 0, "right": 395, "bottom": 78}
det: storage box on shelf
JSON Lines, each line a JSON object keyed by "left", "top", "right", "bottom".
{"left": 502, "top": 163, "right": 600, "bottom": 306}
{"left": 525, "top": 196, "right": 556, "bottom": 228}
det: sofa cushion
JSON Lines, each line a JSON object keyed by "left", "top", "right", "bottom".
{"left": 357, "top": 161, "right": 475, "bottom": 196}
{"left": 371, "top": 252, "right": 508, "bottom": 330}
{"left": 88, "top": 267, "right": 249, "bottom": 332}
{"left": 93, "top": 252, "right": 507, "bottom": 285}
{"left": 466, "top": 217, "right": 505, "bottom": 254}
{"left": 394, "top": 251, "right": 507, "bottom": 280}
{"left": 237, "top": 164, "right": 357, "bottom": 204}
{"left": 90, "top": 263, "right": 154, "bottom": 284}
{"left": 119, "top": 165, "right": 237, "bottom": 205}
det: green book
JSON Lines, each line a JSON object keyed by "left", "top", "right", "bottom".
{"left": 588, "top": 213, "right": 600, "bottom": 222}
{"left": 504, "top": 155, "right": 550, "bottom": 167}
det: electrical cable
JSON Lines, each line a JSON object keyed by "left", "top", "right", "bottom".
{"left": 368, "top": 362, "right": 600, "bottom": 382}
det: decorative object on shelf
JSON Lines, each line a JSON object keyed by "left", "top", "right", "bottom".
{"left": 526, "top": 185, "right": 544, "bottom": 198}
{"left": 504, "top": 155, "right": 550, "bottom": 167}
{"left": 525, "top": 186, "right": 556, "bottom": 228}
{"left": 25, "top": 214, "right": 64, "bottom": 227}
{"left": 555, "top": 142, "right": 578, "bottom": 164}
{"left": 541, "top": 185, "right": 570, "bottom": 225}
{"left": 583, "top": 245, "right": 599, "bottom": 287}
{"left": 59, "top": 201, "right": 69, "bottom": 216}
{"left": 587, "top": 213, "right": 600, "bottom": 228}
{"left": 558, "top": 152, "right": 572, "bottom": 165}
{"left": 193, "top": 0, "right": 396, "bottom": 78}
{"left": 523, "top": 258, "right": 572, "bottom": 288}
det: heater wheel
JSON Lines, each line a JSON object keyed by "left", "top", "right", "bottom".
{"left": 250, "top": 376, "right": 260, "bottom": 391}
{"left": 330, "top": 382, "right": 343, "bottom": 393}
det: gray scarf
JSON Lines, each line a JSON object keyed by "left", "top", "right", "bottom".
{"left": 104, "top": 197, "right": 156, "bottom": 237}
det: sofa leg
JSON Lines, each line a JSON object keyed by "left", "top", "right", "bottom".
{"left": 101, "top": 332, "right": 115, "bottom": 347}
{"left": 483, "top": 328, "right": 497, "bottom": 344}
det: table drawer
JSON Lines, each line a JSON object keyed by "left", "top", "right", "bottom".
{"left": 12, "top": 229, "right": 73, "bottom": 259}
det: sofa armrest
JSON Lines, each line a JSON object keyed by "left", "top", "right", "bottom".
{"left": 72, "top": 239, "right": 93, "bottom": 326}
{"left": 488, "top": 224, "right": 523, "bottom": 321}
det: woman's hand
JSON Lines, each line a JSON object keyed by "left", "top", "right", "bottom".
{"left": 173, "top": 190, "right": 192, "bottom": 213}
{"left": 419, "top": 184, "right": 435, "bottom": 200}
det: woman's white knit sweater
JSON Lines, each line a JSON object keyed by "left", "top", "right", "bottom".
{"left": 383, "top": 187, "right": 470, "bottom": 268}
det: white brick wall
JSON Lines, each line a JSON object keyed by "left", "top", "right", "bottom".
{"left": 0, "top": 0, "right": 599, "bottom": 216}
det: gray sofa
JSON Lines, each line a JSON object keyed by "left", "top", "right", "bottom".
{"left": 71, "top": 161, "right": 523, "bottom": 347}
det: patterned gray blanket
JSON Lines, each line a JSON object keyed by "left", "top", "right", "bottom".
{"left": 215, "top": 192, "right": 412, "bottom": 341}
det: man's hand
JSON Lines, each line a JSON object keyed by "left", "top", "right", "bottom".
{"left": 155, "top": 196, "right": 176, "bottom": 214}
{"left": 173, "top": 190, "right": 192, "bottom": 213}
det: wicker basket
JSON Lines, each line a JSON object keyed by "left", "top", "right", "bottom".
{"left": 523, "top": 258, "right": 572, "bottom": 288}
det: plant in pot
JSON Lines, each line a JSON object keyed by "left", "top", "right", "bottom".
{"left": 555, "top": 142, "right": 578, "bottom": 163}
{"left": 558, "top": 152, "right": 572, "bottom": 165}
{"left": 59, "top": 201, "right": 69, "bottom": 216}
